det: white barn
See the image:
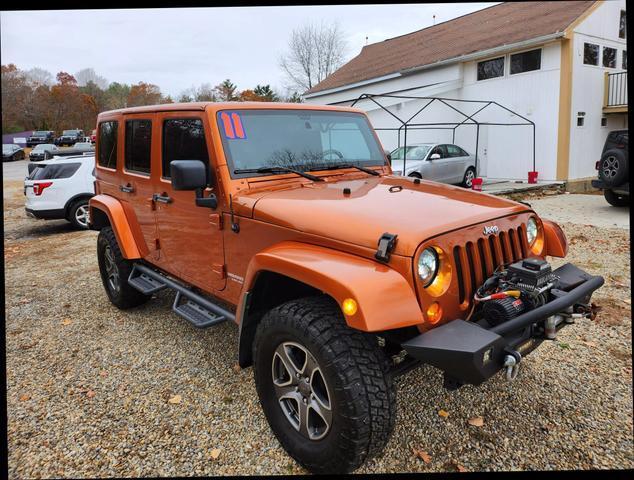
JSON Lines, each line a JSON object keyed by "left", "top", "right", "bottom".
{"left": 304, "top": 1, "right": 628, "bottom": 186}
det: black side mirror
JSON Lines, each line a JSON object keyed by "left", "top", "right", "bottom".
{"left": 170, "top": 160, "right": 217, "bottom": 209}
{"left": 385, "top": 152, "right": 392, "bottom": 165}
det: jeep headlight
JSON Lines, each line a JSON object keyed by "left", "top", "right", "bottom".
{"left": 526, "top": 217, "right": 538, "bottom": 246}
{"left": 418, "top": 247, "right": 439, "bottom": 287}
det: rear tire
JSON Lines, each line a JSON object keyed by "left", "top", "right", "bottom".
{"left": 68, "top": 199, "right": 91, "bottom": 229}
{"left": 253, "top": 295, "right": 396, "bottom": 474}
{"left": 604, "top": 189, "right": 629, "bottom": 207}
{"left": 599, "top": 149, "right": 628, "bottom": 187}
{"left": 461, "top": 167, "right": 476, "bottom": 188}
{"left": 97, "top": 226, "right": 150, "bottom": 309}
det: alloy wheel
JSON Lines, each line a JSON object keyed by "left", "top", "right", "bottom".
{"left": 103, "top": 245, "right": 120, "bottom": 294}
{"left": 602, "top": 155, "right": 619, "bottom": 179}
{"left": 271, "top": 341, "right": 332, "bottom": 441}
{"left": 75, "top": 204, "right": 90, "bottom": 227}
{"left": 465, "top": 169, "right": 475, "bottom": 187}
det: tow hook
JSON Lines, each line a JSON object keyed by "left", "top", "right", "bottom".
{"left": 503, "top": 350, "right": 522, "bottom": 381}
{"left": 575, "top": 302, "right": 602, "bottom": 321}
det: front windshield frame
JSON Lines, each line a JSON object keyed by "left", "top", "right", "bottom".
{"left": 217, "top": 109, "right": 386, "bottom": 180}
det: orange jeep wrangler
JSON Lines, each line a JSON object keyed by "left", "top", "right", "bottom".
{"left": 89, "top": 102, "right": 603, "bottom": 473}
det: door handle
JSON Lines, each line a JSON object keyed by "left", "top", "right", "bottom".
{"left": 120, "top": 183, "right": 134, "bottom": 193}
{"left": 152, "top": 193, "right": 172, "bottom": 204}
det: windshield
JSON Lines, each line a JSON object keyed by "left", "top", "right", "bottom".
{"left": 218, "top": 110, "right": 385, "bottom": 178}
{"left": 62, "top": 130, "right": 78, "bottom": 135}
{"left": 33, "top": 131, "right": 49, "bottom": 136}
{"left": 390, "top": 145, "right": 432, "bottom": 161}
{"left": 3, "top": 144, "right": 16, "bottom": 153}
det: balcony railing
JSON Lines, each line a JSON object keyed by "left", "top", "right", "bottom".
{"left": 604, "top": 71, "right": 628, "bottom": 109}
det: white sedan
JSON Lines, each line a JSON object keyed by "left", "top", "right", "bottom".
{"left": 389, "top": 143, "right": 476, "bottom": 188}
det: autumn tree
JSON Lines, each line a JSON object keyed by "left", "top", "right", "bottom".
{"left": 105, "top": 82, "right": 131, "bottom": 110}
{"left": 127, "top": 82, "right": 163, "bottom": 107}
{"left": 279, "top": 21, "right": 347, "bottom": 92}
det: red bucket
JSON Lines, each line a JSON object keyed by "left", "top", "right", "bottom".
{"left": 528, "top": 171, "right": 539, "bottom": 184}
{"left": 472, "top": 177, "right": 483, "bottom": 191}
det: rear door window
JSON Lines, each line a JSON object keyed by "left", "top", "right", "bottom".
{"left": 98, "top": 121, "right": 118, "bottom": 169}
{"left": 28, "top": 163, "right": 81, "bottom": 180}
{"left": 162, "top": 118, "right": 209, "bottom": 179}
{"left": 125, "top": 120, "right": 152, "bottom": 175}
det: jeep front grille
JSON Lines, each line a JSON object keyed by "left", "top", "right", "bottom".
{"left": 453, "top": 226, "right": 528, "bottom": 304}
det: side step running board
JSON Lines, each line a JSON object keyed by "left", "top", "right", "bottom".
{"left": 128, "top": 264, "right": 235, "bottom": 328}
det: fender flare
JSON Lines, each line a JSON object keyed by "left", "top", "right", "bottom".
{"left": 238, "top": 241, "right": 424, "bottom": 333}
{"left": 89, "top": 195, "right": 144, "bottom": 259}
{"left": 542, "top": 219, "right": 568, "bottom": 258}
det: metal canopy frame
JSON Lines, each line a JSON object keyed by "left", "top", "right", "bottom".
{"left": 349, "top": 93, "right": 536, "bottom": 176}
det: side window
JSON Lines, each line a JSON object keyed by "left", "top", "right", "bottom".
{"left": 162, "top": 118, "right": 209, "bottom": 179}
{"left": 433, "top": 145, "right": 448, "bottom": 158}
{"left": 446, "top": 144, "right": 463, "bottom": 157}
{"left": 125, "top": 120, "right": 152, "bottom": 175}
{"left": 603, "top": 47, "right": 617, "bottom": 68}
{"left": 477, "top": 57, "right": 504, "bottom": 80}
{"left": 97, "top": 121, "right": 118, "bottom": 169}
{"left": 623, "top": 50, "right": 628, "bottom": 70}
{"left": 620, "top": 10, "right": 626, "bottom": 39}
{"left": 584, "top": 43, "right": 599, "bottom": 66}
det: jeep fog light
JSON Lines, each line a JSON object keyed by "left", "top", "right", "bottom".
{"left": 418, "top": 247, "right": 439, "bottom": 287}
{"left": 426, "top": 302, "right": 442, "bottom": 324}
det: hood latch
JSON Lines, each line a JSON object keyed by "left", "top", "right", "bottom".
{"left": 375, "top": 232, "right": 398, "bottom": 263}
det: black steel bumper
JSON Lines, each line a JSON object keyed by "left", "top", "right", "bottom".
{"left": 591, "top": 179, "right": 629, "bottom": 193}
{"left": 401, "top": 263, "right": 604, "bottom": 388}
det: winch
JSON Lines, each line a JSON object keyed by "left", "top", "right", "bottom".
{"left": 475, "top": 258, "right": 558, "bottom": 327}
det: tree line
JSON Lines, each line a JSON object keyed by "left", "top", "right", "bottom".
{"left": 1, "top": 65, "right": 301, "bottom": 135}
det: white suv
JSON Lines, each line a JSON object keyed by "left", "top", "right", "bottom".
{"left": 24, "top": 155, "right": 95, "bottom": 229}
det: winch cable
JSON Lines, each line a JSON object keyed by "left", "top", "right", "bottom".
{"left": 474, "top": 290, "right": 521, "bottom": 302}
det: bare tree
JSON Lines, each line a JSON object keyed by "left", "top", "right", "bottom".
{"left": 24, "top": 67, "right": 53, "bottom": 87}
{"left": 74, "top": 68, "right": 109, "bottom": 90}
{"left": 279, "top": 21, "right": 347, "bottom": 92}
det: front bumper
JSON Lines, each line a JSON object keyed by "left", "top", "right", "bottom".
{"left": 401, "top": 262, "right": 604, "bottom": 388}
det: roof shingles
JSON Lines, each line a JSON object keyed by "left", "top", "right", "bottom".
{"left": 307, "top": 1, "right": 596, "bottom": 94}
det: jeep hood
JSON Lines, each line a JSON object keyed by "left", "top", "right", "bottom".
{"left": 240, "top": 176, "right": 529, "bottom": 257}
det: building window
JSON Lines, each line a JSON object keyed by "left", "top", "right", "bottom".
{"left": 477, "top": 57, "right": 504, "bottom": 80}
{"left": 125, "top": 120, "right": 152, "bottom": 174}
{"left": 603, "top": 47, "right": 617, "bottom": 68}
{"left": 623, "top": 50, "right": 628, "bottom": 70}
{"left": 577, "top": 113, "right": 585, "bottom": 127}
{"left": 162, "top": 118, "right": 209, "bottom": 179}
{"left": 620, "top": 10, "right": 626, "bottom": 39}
{"left": 601, "top": 117, "right": 608, "bottom": 127}
{"left": 510, "top": 49, "right": 542, "bottom": 74}
{"left": 583, "top": 43, "right": 599, "bottom": 65}
{"left": 97, "top": 121, "right": 117, "bottom": 169}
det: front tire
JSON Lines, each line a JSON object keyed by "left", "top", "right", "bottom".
{"left": 604, "top": 189, "right": 629, "bottom": 207}
{"left": 97, "top": 226, "right": 150, "bottom": 309}
{"left": 253, "top": 296, "right": 396, "bottom": 474}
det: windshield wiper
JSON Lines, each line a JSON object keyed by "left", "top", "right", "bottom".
{"left": 306, "top": 163, "right": 380, "bottom": 176}
{"left": 233, "top": 166, "right": 324, "bottom": 182}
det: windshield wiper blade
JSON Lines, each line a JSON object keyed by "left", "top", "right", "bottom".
{"left": 307, "top": 163, "right": 380, "bottom": 176}
{"left": 233, "top": 166, "right": 324, "bottom": 182}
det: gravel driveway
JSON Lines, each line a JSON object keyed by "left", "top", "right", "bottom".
{"left": 4, "top": 181, "right": 633, "bottom": 477}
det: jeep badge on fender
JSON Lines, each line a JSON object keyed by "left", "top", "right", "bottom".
{"left": 88, "top": 101, "right": 604, "bottom": 474}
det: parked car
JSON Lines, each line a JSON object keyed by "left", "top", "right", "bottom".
{"left": 90, "top": 129, "right": 97, "bottom": 144}
{"left": 3, "top": 144, "right": 25, "bottom": 162}
{"left": 591, "top": 129, "right": 628, "bottom": 207}
{"left": 88, "top": 103, "right": 603, "bottom": 474}
{"left": 73, "top": 141, "right": 95, "bottom": 152}
{"left": 24, "top": 155, "right": 95, "bottom": 229}
{"left": 55, "top": 129, "right": 84, "bottom": 147}
{"left": 26, "top": 130, "right": 55, "bottom": 148}
{"left": 29, "top": 143, "right": 59, "bottom": 161}
{"left": 389, "top": 143, "right": 476, "bottom": 187}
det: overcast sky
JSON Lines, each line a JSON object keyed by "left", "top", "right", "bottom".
{"left": 1, "top": 4, "right": 496, "bottom": 98}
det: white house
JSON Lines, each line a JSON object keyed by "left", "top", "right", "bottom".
{"left": 304, "top": 1, "right": 628, "bottom": 185}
